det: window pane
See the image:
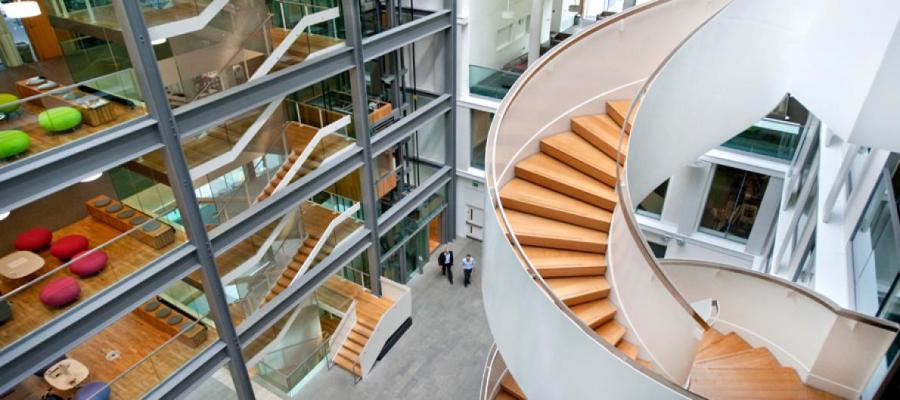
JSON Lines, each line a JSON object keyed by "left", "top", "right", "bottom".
{"left": 699, "top": 165, "right": 770, "bottom": 242}
{"left": 637, "top": 180, "right": 668, "bottom": 218}
{"left": 470, "top": 110, "right": 493, "bottom": 170}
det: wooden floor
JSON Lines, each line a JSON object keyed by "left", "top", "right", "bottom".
{"left": 689, "top": 330, "right": 840, "bottom": 399}
{"left": 498, "top": 100, "right": 643, "bottom": 366}
{"left": 270, "top": 29, "right": 344, "bottom": 70}
{"left": 139, "top": 109, "right": 262, "bottom": 176}
{"left": 0, "top": 216, "right": 185, "bottom": 350}
{"left": 0, "top": 102, "right": 147, "bottom": 167}
{"left": 61, "top": 1, "right": 205, "bottom": 31}
{"left": 4, "top": 310, "right": 216, "bottom": 400}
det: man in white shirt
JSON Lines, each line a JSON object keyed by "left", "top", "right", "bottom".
{"left": 462, "top": 254, "right": 476, "bottom": 288}
{"left": 438, "top": 246, "right": 454, "bottom": 285}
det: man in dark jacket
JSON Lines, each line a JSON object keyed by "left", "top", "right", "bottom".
{"left": 438, "top": 246, "right": 454, "bottom": 285}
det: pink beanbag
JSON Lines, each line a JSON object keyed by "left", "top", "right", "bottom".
{"left": 50, "top": 235, "right": 89, "bottom": 260}
{"left": 69, "top": 250, "right": 108, "bottom": 277}
{"left": 14, "top": 227, "right": 53, "bottom": 252}
{"left": 39, "top": 277, "right": 81, "bottom": 308}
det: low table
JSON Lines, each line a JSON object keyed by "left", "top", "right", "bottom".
{"left": 0, "top": 251, "right": 44, "bottom": 287}
{"left": 43, "top": 358, "right": 89, "bottom": 391}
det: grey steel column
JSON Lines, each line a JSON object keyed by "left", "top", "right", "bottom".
{"left": 112, "top": 1, "right": 255, "bottom": 398}
{"left": 443, "top": 0, "right": 458, "bottom": 242}
{"left": 342, "top": 0, "right": 383, "bottom": 295}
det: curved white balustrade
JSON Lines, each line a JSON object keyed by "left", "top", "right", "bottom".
{"left": 484, "top": 0, "right": 730, "bottom": 397}
{"left": 661, "top": 259, "right": 898, "bottom": 399}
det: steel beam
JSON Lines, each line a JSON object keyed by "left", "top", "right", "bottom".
{"left": 443, "top": 0, "right": 458, "bottom": 241}
{"left": 378, "top": 166, "right": 452, "bottom": 234}
{"left": 361, "top": 10, "right": 452, "bottom": 61}
{"left": 0, "top": 9, "right": 451, "bottom": 213}
{"left": 343, "top": 0, "right": 385, "bottom": 296}
{"left": 0, "top": 246, "right": 200, "bottom": 393}
{"left": 112, "top": 1, "right": 255, "bottom": 398}
{"left": 0, "top": 118, "right": 160, "bottom": 213}
{"left": 209, "top": 148, "right": 365, "bottom": 255}
{"left": 143, "top": 342, "right": 230, "bottom": 400}
{"left": 238, "top": 229, "right": 372, "bottom": 344}
{"left": 370, "top": 94, "right": 452, "bottom": 155}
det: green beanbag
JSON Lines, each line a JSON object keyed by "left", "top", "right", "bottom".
{"left": 0, "top": 130, "right": 29, "bottom": 158}
{"left": 0, "top": 93, "right": 19, "bottom": 114}
{"left": 38, "top": 107, "right": 82, "bottom": 132}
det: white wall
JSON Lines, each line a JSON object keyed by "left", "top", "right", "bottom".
{"left": 468, "top": 0, "right": 534, "bottom": 70}
{"left": 789, "top": 0, "right": 900, "bottom": 152}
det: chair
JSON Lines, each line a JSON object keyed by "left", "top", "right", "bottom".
{"left": 38, "top": 107, "right": 82, "bottom": 132}
{"left": 0, "top": 93, "right": 20, "bottom": 117}
{"left": 0, "top": 130, "right": 29, "bottom": 159}
{"left": 39, "top": 278, "right": 81, "bottom": 308}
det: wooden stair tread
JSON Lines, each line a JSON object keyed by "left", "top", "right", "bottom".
{"left": 540, "top": 132, "right": 618, "bottom": 186}
{"left": 570, "top": 113, "right": 629, "bottom": 162}
{"left": 606, "top": 100, "right": 637, "bottom": 133}
{"left": 571, "top": 299, "right": 617, "bottom": 328}
{"left": 697, "top": 329, "right": 725, "bottom": 353}
{"left": 504, "top": 209, "right": 608, "bottom": 253}
{"left": 545, "top": 276, "right": 610, "bottom": 306}
{"left": 347, "top": 330, "right": 369, "bottom": 346}
{"left": 594, "top": 319, "right": 626, "bottom": 346}
{"left": 689, "top": 367, "right": 838, "bottom": 400}
{"left": 515, "top": 153, "right": 616, "bottom": 210}
{"left": 500, "top": 374, "right": 526, "bottom": 400}
{"left": 522, "top": 246, "right": 606, "bottom": 277}
{"left": 500, "top": 178, "right": 612, "bottom": 231}
{"left": 695, "top": 348, "right": 781, "bottom": 369}
{"left": 334, "top": 353, "right": 361, "bottom": 376}
{"left": 495, "top": 391, "right": 519, "bottom": 400}
{"left": 617, "top": 340, "right": 639, "bottom": 360}
{"left": 338, "top": 347, "right": 360, "bottom": 362}
{"left": 695, "top": 333, "right": 752, "bottom": 363}
{"left": 343, "top": 340, "right": 363, "bottom": 354}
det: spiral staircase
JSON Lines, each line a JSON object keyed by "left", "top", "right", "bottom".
{"left": 481, "top": 1, "right": 900, "bottom": 399}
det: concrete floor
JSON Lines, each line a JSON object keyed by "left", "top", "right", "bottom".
{"left": 291, "top": 236, "right": 492, "bottom": 400}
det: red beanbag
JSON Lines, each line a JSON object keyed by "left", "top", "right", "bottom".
{"left": 50, "top": 235, "right": 89, "bottom": 260}
{"left": 14, "top": 227, "right": 53, "bottom": 252}
{"left": 39, "top": 277, "right": 81, "bottom": 308}
{"left": 69, "top": 250, "right": 108, "bottom": 277}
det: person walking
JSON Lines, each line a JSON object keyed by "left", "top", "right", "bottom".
{"left": 438, "top": 246, "right": 454, "bottom": 285}
{"left": 462, "top": 254, "right": 476, "bottom": 288}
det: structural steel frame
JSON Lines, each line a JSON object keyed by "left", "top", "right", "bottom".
{"left": 0, "top": 0, "right": 456, "bottom": 398}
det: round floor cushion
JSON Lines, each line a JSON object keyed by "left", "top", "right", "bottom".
{"left": 38, "top": 107, "right": 82, "bottom": 132}
{"left": 69, "top": 250, "right": 108, "bottom": 277}
{"left": 39, "top": 277, "right": 81, "bottom": 308}
{"left": 74, "top": 382, "right": 110, "bottom": 400}
{"left": 0, "top": 130, "right": 29, "bottom": 159}
{"left": 50, "top": 235, "right": 89, "bottom": 260}
{"left": 0, "top": 93, "right": 20, "bottom": 114}
{"left": 14, "top": 227, "right": 52, "bottom": 251}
